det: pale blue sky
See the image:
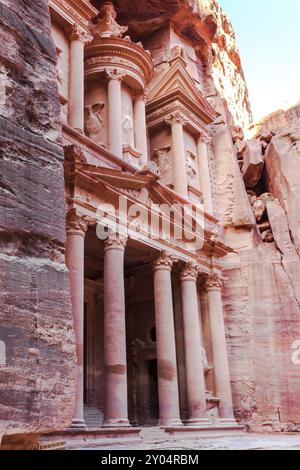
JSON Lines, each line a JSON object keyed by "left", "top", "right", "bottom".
{"left": 218, "top": 0, "right": 300, "bottom": 121}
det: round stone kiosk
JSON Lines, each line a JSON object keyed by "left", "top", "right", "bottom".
{"left": 84, "top": 2, "right": 154, "bottom": 167}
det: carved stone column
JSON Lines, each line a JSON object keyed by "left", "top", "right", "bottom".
{"left": 134, "top": 94, "right": 148, "bottom": 166}
{"left": 67, "top": 25, "right": 91, "bottom": 132}
{"left": 166, "top": 112, "right": 188, "bottom": 198}
{"left": 197, "top": 135, "right": 213, "bottom": 213}
{"left": 180, "top": 263, "right": 210, "bottom": 425}
{"left": 107, "top": 70, "right": 124, "bottom": 158}
{"left": 205, "top": 273, "right": 237, "bottom": 425}
{"left": 153, "top": 252, "right": 181, "bottom": 427}
{"left": 66, "top": 209, "right": 89, "bottom": 428}
{"left": 103, "top": 236, "right": 129, "bottom": 427}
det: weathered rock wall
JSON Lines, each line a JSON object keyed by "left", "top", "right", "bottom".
{"left": 222, "top": 101, "right": 300, "bottom": 431}
{"left": 0, "top": 0, "right": 75, "bottom": 448}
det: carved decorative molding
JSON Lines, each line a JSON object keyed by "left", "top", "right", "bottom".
{"left": 105, "top": 68, "right": 126, "bottom": 82}
{"left": 152, "top": 251, "right": 174, "bottom": 272}
{"left": 165, "top": 111, "right": 187, "bottom": 127}
{"left": 64, "top": 144, "right": 87, "bottom": 163}
{"left": 66, "top": 208, "right": 89, "bottom": 235}
{"left": 199, "top": 134, "right": 212, "bottom": 145}
{"left": 104, "top": 235, "right": 128, "bottom": 252}
{"left": 85, "top": 37, "right": 154, "bottom": 89}
{"left": 180, "top": 263, "right": 198, "bottom": 281}
{"left": 205, "top": 273, "right": 223, "bottom": 291}
{"left": 49, "top": 0, "right": 98, "bottom": 29}
{"left": 90, "top": 2, "right": 128, "bottom": 39}
{"left": 66, "top": 23, "right": 93, "bottom": 43}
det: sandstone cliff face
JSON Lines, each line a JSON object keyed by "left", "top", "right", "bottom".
{"left": 0, "top": 0, "right": 75, "bottom": 448}
{"left": 222, "top": 104, "right": 300, "bottom": 431}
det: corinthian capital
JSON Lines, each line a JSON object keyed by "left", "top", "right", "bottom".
{"left": 205, "top": 273, "right": 223, "bottom": 291}
{"left": 152, "top": 251, "right": 174, "bottom": 272}
{"left": 67, "top": 24, "right": 93, "bottom": 44}
{"left": 180, "top": 263, "right": 198, "bottom": 281}
{"left": 104, "top": 235, "right": 128, "bottom": 252}
{"left": 199, "top": 134, "right": 212, "bottom": 145}
{"left": 66, "top": 209, "right": 89, "bottom": 236}
{"left": 165, "top": 111, "right": 187, "bottom": 127}
{"left": 106, "top": 69, "right": 126, "bottom": 82}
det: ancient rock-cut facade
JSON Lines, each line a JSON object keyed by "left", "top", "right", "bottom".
{"left": 1, "top": 0, "right": 300, "bottom": 449}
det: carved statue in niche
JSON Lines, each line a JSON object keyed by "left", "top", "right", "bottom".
{"left": 152, "top": 146, "right": 172, "bottom": 188}
{"left": 90, "top": 1, "right": 128, "bottom": 39}
{"left": 186, "top": 151, "right": 198, "bottom": 187}
{"left": 122, "top": 114, "right": 135, "bottom": 148}
{"left": 84, "top": 103, "right": 105, "bottom": 146}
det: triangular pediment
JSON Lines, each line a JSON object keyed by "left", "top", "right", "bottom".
{"left": 147, "top": 57, "right": 216, "bottom": 119}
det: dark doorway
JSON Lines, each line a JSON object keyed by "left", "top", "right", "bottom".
{"left": 148, "top": 359, "right": 159, "bottom": 423}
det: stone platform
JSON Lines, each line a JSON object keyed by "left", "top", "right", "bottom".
{"left": 39, "top": 427, "right": 142, "bottom": 450}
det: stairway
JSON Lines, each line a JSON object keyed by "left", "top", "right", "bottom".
{"left": 84, "top": 405, "right": 103, "bottom": 429}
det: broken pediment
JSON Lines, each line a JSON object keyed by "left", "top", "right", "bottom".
{"left": 146, "top": 56, "right": 216, "bottom": 123}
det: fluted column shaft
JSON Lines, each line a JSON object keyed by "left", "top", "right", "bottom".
{"left": 205, "top": 274, "right": 236, "bottom": 423}
{"left": 180, "top": 264, "right": 210, "bottom": 425}
{"left": 153, "top": 252, "right": 181, "bottom": 427}
{"left": 66, "top": 209, "right": 88, "bottom": 428}
{"left": 166, "top": 112, "right": 188, "bottom": 198}
{"left": 103, "top": 236, "right": 129, "bottom": 427}
{"left": 197, "top": 136, "right": 213, "bottom": 213}
{"left": 107, "top": 71, "right": 124, "bottom": 158}
{"left": 134, "top": 95, "right": 148, "bottom": 166}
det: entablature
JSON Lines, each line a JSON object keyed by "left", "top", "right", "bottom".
{"left": 49, "top": 0, "right": 98, "bottom": 30}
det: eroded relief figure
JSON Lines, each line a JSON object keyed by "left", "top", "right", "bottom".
{"left": 122, "top": 114, "right": 135, "bottom": 148}
{"left": 170, "top": 43, "right": 188, "bottom": 63}
{"left": 201, "top": 347, "right": 211, "bottom": 374}
{"left": 90, "top": 2, "right": 128, "bottom": 39}
{"left": 186, "top": 151, "right": 198, "bottom": 187}
{"left": 84, "top": 103, "right": 105, "bottom": 146}
{"left": 55, "top": 47, "right": 64, "bottom": 85}
{"left": 152, "top": 146, "right": 172, "bottom": 188}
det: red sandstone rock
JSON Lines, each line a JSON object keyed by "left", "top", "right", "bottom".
{"left": 242, "top": 140, "right": 264, "bottom": 189}
{"left": 0, "top": 0, "right": 75, "bottom": 448}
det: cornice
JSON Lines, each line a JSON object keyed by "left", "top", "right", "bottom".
{"left": 49, "top": 0, "right": 98, "bottom": 30}
{"left": 85, "top": 37, "right": 154, "bottom": 89}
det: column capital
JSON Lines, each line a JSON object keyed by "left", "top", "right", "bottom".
{"left": 133, "top": 91, "right": 146, "bottom": 102}
{"left": 165, "top": 111, "right": 187, "bottom": 127}
{"left": 66, "top": 209, "right": 89, "bottom": 236}
{"left": 152, "top": 251, "right": 174, "bottom": 272}
{"left": 106, "top": 68, "right": 126, "bottom": 82}
{"left": 198, "top": 134, "right": 212, "bottom": 145}
{"left": 180, "top": 262, "right": 199, "bottom": 282}
{"left": 66, "top": 24, "right": 93, "bottom": 44}
{"left": 205, "top": 273, "right": 223, "bottom": 291}
{"left": 104, "top": 235, "right": 128, "bottom": 252}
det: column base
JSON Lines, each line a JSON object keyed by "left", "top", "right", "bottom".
{"left": 218, "top": 418, "right": 240, "bottom": 428}
{"left": 102, "top": 419, "right": 131, "bottom": 429}
{"left": 185, "top": 417, "right": 212, "bottom": 427}
{"left": 160, "top": 418, "right": 183, "bottom": 428}
{"left": 70, "top": 419, "right": 87, "bottom": 429}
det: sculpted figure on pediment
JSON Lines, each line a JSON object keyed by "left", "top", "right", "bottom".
{"left": 152, "top": 146, "right": 172, "bottom": 187}
{"left": 84, "top": 103, "right": 105, "bottom": 146}
{"left": 90, "top": 2, "right": 128, "bottom": 39}
{"left": 170, "top": 44, "right": 188, "bottom": 64}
